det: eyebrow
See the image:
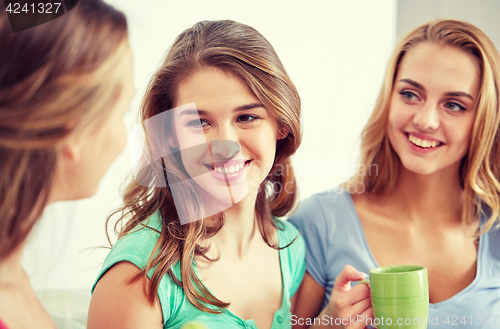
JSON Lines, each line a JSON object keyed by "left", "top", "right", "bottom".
{"left": 399, "top": 79, "right": 425, "bottom": 91}
{"left": 179, "top": 103, "right": 265, "bottom": 116}
{"left": 399, "top": 79, "right": 473, "bottom": 100}
{"left": 443, "top": 91, "right": 473, "bottom": 100}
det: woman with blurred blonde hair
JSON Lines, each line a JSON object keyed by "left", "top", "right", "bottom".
{"left": 290, "top": 19, "right": 500, "bottom": 329}
{"left": 0, "top": 1, "right": 133, "bottom": 328}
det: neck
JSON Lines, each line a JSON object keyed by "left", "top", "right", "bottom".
{"left": 0, "top": 243, "right": 26, "bottom": 286}
{"left": 208, "top": 191, "right": 260, "bottom": 259}
{"left": 387, "top": 164, "right": 463, "bottom": 225}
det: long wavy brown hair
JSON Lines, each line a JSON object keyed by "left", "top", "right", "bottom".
{"left": 0, "top": 1, "right": 128, "bottom": 260}
{"left": 345, "top": 19, "right": 500, "bottom": 234}
{"left": 110, "top": 20, "right": 301, "bottom": 313}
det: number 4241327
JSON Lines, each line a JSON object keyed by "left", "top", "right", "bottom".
{"left": 443, "top": 315, "right": 498, "bottom": 326}
{"left": 6, "top": 3, "right": 62, "bottom": 14}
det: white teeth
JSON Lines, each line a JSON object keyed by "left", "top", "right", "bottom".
{"left": 408, "top": 134, "right": 440, "bottom": 148}
{"left": 213, "top": 163, "right": 245, "bottom": 174}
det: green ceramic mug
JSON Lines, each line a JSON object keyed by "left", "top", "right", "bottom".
{"left": 360, "top": 265, "right": 429, "bottom": 329}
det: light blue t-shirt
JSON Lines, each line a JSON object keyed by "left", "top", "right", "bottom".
{"left": 93, "top": 211, "right": 306, "bottom": 329}
{"left": 288, "top": 188, "right": 500, "bottom": 329}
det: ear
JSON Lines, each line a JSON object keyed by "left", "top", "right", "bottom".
{"left": 168, "top": 133, "right": 179, "bottom": 148}
{"left": 277, "top": 125, "right": 289, "bottom": 140}
{"left": 59, "top": 136, "right": 82, "bottom": 163}
{"left": 57, "top": 120, "right": 83, "bottom": 162}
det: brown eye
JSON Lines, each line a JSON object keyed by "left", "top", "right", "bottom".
{"left": 237, "top": 115, "right": 260, "bottom": 123}
{"left": 187, "top": 119, "right": 209, "bottom": 128}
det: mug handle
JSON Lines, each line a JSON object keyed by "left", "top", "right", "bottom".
{"left": 359, "top": 279, "right": 370, "bottom": 285}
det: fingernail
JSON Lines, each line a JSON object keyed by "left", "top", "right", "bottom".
{"left": 357, "top": 271, "right": 368, "bottom": 278}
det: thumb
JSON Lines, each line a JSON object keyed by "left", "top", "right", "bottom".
{"left": 334, "top": 265, "right": 368, "bottom": 292}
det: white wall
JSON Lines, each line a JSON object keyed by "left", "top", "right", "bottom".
{"left": 397, "top": 0, "right": 500, "bottom": 50}
{"left": 22, "top": 0, "right": 397, "bottom": 291}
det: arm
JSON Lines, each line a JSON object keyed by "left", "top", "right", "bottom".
{"left": 87, "top": 261, "right": 164, "bottom": 329}
{"left": 292, "top": 272, "right": 325, "bottom": 329}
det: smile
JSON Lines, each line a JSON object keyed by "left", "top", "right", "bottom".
{"left": 213, "top": 162, "right": 245, "bottom": 174}
{"left": 407, "top": 133, "right": 443, "bottom": 149}
{"left": 203, "top": 160, "right": 252, "bottom": 183}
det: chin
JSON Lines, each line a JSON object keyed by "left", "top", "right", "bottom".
{"left": 400, "top": 159, "right": 439, "bottom": 176}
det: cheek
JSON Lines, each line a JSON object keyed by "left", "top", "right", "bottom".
{"left": 387, "top": 98, "right": 414, "bottom": 138}
{"left": 447, "top": 120, "right": 473, "bottom": 154}
{"left": 96, "top": 121, "right": 127, "bottom": 173}
{"left": 387, "top": 104, "right": 401, "bottom": 139}
{"left": 110, "top": 122, "right": 127, "bottom": 157}
{"left": 176, "top": 128, "right": 208, "bottom": 150}
{"left": 249, "top": 127, "right": 277, "bottom": 159}
{"left": 388, "top": 98, "right": 406, "bottom": 127}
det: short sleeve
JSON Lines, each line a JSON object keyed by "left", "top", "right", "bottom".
{"left": 288, "top": 195, "right": 329, "bottom": 287}
{"left": 276, "top": 219, "right": 306, "bottom": 298}
{"left": 92, "top": 215, "right": 173, "bottom": 325}
{"left": 289, "top": 232, "right": 306, "bottom": 297}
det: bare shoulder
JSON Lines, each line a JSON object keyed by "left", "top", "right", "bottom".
{"left": 88, "top": 261, "right": 163, "bottom": 329}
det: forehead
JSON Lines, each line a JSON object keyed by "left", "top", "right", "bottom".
{"left": 174, "top": 68, "right": 259, "bottom": 109}
{"left": 396, "top": 42, "right": 480, "bottom": 96}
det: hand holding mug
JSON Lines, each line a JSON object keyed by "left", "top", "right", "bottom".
{"left": 325, "top": 265, "right": 374, "bottom": 329}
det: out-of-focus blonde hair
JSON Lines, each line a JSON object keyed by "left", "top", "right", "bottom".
{"left": 0, "top": 0, "right": 128, "bottom": 259}
{"left": 345, "top": 19, "right": 500, "bottom": 233}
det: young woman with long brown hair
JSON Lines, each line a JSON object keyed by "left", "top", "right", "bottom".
{"left": 290, "top": 19, "right": 500, "bottom": 329}
{"left": 88, "top": 20, "right": 305, "bottom": 329}
{"left": 0, "top": 1, "right": 133, "bottom": 328}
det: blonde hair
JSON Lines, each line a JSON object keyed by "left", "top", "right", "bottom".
{"left": 0, "top": 0, "right": 128, "bottom": 259}
{"left": 110, "top": 20, "right": 301, "bottom": 313}
{"left": 345, "top": 19, "right": 500, "bottom": 233}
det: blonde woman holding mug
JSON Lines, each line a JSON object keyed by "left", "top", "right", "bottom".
{"left": 290, "top": 19, "right": 500, "bottom": 329}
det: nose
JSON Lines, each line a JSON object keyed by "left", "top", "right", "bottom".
{"left": 209, "top": 140, "right": 241, "bottom": 159}
{"left": 413, "top": 102, "right": 440, "bottom": 130}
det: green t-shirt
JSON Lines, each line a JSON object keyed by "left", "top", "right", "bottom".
{"left": 92, "top": 211, "right": 306, "bottom": 329}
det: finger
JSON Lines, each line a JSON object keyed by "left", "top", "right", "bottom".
{"left": 334, "top": 265, "right": 368, "bottom": 292}
{"left": 345, "top": 282, "right": 371, "bottom": 304}
{"left": 350, "top": 296, "right": 371, "bottom": 317}
{"left": 343, "top": 304, "right": 373, "bottom": 329}
{"left": 359, "top": 306, "right": 375, "bottom": 328}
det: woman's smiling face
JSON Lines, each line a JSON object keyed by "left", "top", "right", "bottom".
{"left": 387, "top": 42, "right": 480, "bottom": 176}
{"left": 169, "top": 68, "right": 281, "bottom": 211}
